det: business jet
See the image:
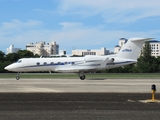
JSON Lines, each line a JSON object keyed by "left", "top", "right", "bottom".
{"left": 5, "top": 37, "right": 153, "bottom": 80}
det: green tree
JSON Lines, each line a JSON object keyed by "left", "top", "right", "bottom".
{"left": 136, "top": 41, "right": 155, "bottom": 73}
{"left": 6, "top": 53, "right": 20, "bottom": 62}
{"left": 0, "top": 50, "right": 5, "bottom": 61}
{"left": 34, "top": 54, "right": 40, "bottom": 58}
{"left": 17, "top": 50, "right": 34, "bottom": 58}
{"left": 155, "top": 56, "right": 160, "bottom": 72}
{"left": 0, "top": 50, "right": 9, "bottom": 72}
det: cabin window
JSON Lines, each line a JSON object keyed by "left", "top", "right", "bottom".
{"left": 36, "top": 62, "right": 40, "bottom": 65}
{"left": 44, "top": 62, "right": 47, "bottom": 65}
{"left": 50, "top": 62, "right": 54, "bottom": 65}
{"left": 71, "top": 62, "right": 75, "bottom": 65}
{"left": 65, "top": 62, "right": 68, "bottom": 65}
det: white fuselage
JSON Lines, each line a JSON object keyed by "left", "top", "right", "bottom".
{"left": 5, "top": 55, "right": 136, "bottom": 73}
{"left": 4, "top": 37, "right": 153, "bottom": 80}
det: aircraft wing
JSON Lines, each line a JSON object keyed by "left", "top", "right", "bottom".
{"left": 54, "top": 65, "right": 98, "bottom": 72}
{"left": 55, "top": 57, "right": 114, "bottom": 72}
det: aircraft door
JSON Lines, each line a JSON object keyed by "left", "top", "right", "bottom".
{"left": 23, "top": 60, "right": 29, "bottom": 70}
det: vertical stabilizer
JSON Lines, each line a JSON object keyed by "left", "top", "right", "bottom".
{"left": 117, "top": 38, "right": 153, "bottom": 60}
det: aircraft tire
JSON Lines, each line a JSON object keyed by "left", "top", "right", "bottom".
{"left": 16, "top": 76, "right": 20, "bottom": 80}
{"left": 80, "top": 75, "right": 85, "bottom": 80}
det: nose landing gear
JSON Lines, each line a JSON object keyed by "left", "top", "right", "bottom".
{"left": 16, "top": 72, "right": 20, "bottom": 80}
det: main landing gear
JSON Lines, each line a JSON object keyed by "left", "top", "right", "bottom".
{"left": 79, "top": 72, "right": 86, "bottom": 80}
{"left": 16, "top": 72, "right": 20, "bottom": 80}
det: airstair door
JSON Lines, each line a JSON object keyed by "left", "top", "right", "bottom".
{"left": 23, "top": 60, "right": 29, "bottom": 70}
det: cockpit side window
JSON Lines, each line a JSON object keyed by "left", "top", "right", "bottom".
{"left": 17, "top": 60, "right": 22, "bottom": 63}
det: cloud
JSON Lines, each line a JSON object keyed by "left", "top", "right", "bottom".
{"left": 1, "top": 19, "right": 43, "bottom": 31}
{"left": 59, "top": 22, "right": 83, "bottom": 31}
{"left": 0, "top": 20, "right": 159, "bottom": 53}
{"left": 58, "top": 0, "right": 160, "bottom": 23}
{"left": 0, "top": 19, "right": 43, "bottom": 41}
{"left": 0, "top": 19, "right": 43, "bottom": 48}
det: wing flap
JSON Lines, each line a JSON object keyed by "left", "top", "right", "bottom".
{"left": 54, "top": 57, "right": 114, "bottom": 72}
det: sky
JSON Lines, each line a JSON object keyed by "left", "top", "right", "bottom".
{"left": 1, "top": 0, "right": 160, "bottom": 54}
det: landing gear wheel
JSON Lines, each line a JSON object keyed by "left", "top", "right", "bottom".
{"left": 80, "top": 75, "right": 86, "bottom": 80}
{"left": 16, "top": 72, "right": 20, "bottom": 80}
{"left": 16, "top": 76, "right": 20, "bottom": 80}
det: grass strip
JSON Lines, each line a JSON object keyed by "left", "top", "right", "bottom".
{"left": 0, "top": 73, "right": 160, "bottom": 79}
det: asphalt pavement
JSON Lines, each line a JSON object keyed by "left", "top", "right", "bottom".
{"left": 1, "top": 78, "right": 160, "bottom": 120}
{"left": 0, "top": 93, "right": 160, "bottom": 120}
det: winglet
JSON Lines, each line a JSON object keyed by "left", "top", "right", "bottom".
{"left": 98, "top": 58, "right": 109, "bottom": 69}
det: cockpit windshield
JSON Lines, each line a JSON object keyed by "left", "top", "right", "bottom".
{"left": 17, "top": 59, "right": 22, "bottom": 63}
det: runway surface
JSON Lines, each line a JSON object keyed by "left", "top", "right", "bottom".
{"left": 0, "top": 78, "right": 160, "bottom": 120}
{"left": 0, "top": 78, "right": 160, "bottom": 93}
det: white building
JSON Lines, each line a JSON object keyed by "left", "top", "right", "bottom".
{"left": 149, "top": 40, "right": 160, "bottom": 57}
{"left": 72, "top": 47, "right": 109, "bottom": 56}
{"left": 114, "top": 45, "right": 121, "bottom": 54}
{"left": 6, "top": 45, "right": 21, "bottom": 54}
{"left": 59, "top": 50, "right": 66, "bottom": 56}
{"left": 26, "top": 41, "right": 59, "bottom": 56}
{"left": 114, "top": 38, "right": 127, "bottom": 54}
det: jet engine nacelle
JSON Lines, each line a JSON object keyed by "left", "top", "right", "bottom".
{"left": 107, "top": 58, "right": 115, "bottom": 63}
{"left": 111, "top": 58, "right": 115, "bottom": 62}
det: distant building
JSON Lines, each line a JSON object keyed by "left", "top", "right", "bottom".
{"left": 114, "top": 38, "right": 128, "bottom": 54}
{"left": 59, "top": 50, "right": 66, "bottom": 56}
{"left": 114, "top": 45, "right": 120, "bottom": 54}
{"left": 149, "top": 40, "right": 160, "bottom": 57}
{"left": 72, "top": 47, "right": 109, "bottom": 56}
{"left": 6, "top": 45, "right": 21, "bottom": 54}
{"left": 26, "top": 41, "right": 59, "bottom": 56}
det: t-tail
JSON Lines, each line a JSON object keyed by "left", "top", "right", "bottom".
{"left": 117, "top": 38, "right": 154, "bottom": 60}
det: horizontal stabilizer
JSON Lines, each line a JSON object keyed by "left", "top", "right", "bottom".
{"left": 131, "top": 38, "right": 154, "bottom": 42}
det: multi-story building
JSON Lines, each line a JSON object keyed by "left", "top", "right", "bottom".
{"left": 26, "top": 41, "right": 59, "bottom": 56}
{"left": 6, "top": 45, "right": 21, "bottom": 54}
{"left": 72, "top": 47, "right": 110, "bottom": 56}
{"left": 150, "top": 40, "right": 160, "bottom": 57}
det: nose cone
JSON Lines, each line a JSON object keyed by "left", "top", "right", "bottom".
{"left": 4, "top": 65, "right": 13, "bottom": 71}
